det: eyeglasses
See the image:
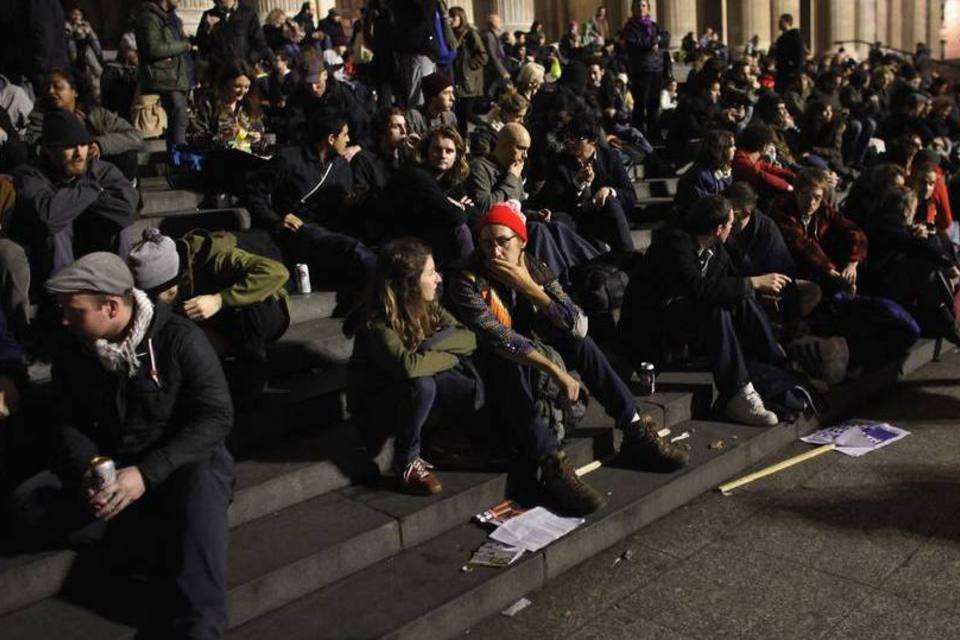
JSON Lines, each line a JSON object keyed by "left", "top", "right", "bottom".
{"left": 480, "top": 234, "right": 518, "bottom": 250}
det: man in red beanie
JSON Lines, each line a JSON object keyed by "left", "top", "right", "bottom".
{"left": 447, "top": 203, "right": 688, "bottom": 516}
{"left": 406, "top": 71, "right": 458, "bottom": 137}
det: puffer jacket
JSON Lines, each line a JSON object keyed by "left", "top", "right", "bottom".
{"left": 134, "top": 1, "right": 191, "bottom": 93}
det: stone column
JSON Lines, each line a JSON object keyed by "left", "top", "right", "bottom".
{"left": 853, "top": 0, "right": 876, "bottom": 60}
{"left": 726, "top": 0, "right": 771, "bottom": 55}
{"left": 770, "top": 0, "right": 801, "bottom": 33}
{"left": 487, "top": 0, "right": 535, "bottom": 33}
{"left": 928, "top": 0, "right": 944, "bottom": 58}
{"left": 657, "top": 0, "right": 698, "bottom": 49}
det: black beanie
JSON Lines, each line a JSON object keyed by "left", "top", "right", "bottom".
{"left": 39, "top": 109, "right": 93, "bottom": 148}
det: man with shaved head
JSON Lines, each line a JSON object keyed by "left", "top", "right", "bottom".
{"left": 467, "top": 122, "right": 532, "bottom": 213}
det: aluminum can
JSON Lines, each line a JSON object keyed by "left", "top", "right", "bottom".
{"left": 88, "top": 456, "right": 117, "bottom": 491}
{"left": 295, "top": 263, "right": 312, "bottom": 294}
{"left": 638, "top": 362, "right": 656, "bottom": 396}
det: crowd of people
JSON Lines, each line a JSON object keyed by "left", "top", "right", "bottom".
{"left": 0, "top": 0, "right": 959, "bottom": 637}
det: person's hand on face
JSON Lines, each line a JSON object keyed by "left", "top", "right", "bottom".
{"left": 88, "top": 141, "right": 101, "bottom": 158}
{"left": 486, "top": 255, "right": 534, "bottom": 291}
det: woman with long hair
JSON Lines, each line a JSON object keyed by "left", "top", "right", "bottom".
{"left": 25, "top": 69, "right": 145, "bottom": 181}
{"left": 189, "top": 62, "right": 268, "bottom": 198}
{"left": 348, "top": 238, "right": 480, "bottom": 494}
{"left": 385, "top": 126, "right": 477, "bottom": 266}
{"left": 449, "top": 6, "right": 487, "bottom": 143}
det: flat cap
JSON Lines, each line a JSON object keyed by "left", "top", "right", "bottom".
{"left": 45, "top": 252, "right": 135, "bottom": 296}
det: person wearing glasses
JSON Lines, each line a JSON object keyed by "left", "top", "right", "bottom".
{"left": 447, "top": 202, "right": 688, "bottom": 516}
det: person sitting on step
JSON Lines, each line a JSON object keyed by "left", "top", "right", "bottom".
{"left": 447, "top": 203, "right": 687, "bottom": 516}
{"left": 126, "top": 227, "right": 291, "bottom": 395}
{"left": 620, "top": 195, "right": 789, "bottom": 426}
{"left": 348, "top": 237, "right": 481, "bottom": 495}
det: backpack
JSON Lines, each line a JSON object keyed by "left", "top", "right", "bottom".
{"left": 569, "top": 261, "right": 629, "bottom": 315}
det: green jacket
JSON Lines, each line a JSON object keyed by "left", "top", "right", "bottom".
{"left": 348, "top": 301, "right": 477, "bottom": 412}
{"left": 135, "top": 1, "right": 191, "bottom": 93}
{"left": 26, "top": 106, "right": 145, "bottom": 157}
{"left": 453, "top": 27, "right": 488, "bottom": 98}
{"left": 177, "top": 230, "right": 289, "bottom": 307}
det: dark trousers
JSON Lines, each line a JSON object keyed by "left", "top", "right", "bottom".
{"left": 576, "top": 197, "right": 635, "bottom": 255}
{"left": 485, "top": 334, "right": 637, "bottom": 460}
{"left": 285, "top": 222, "right": 376, "bottom": 287}
{"left": 419, "top": 223, "right": 475, "bottom": 269}
{"left": 102, "top": 150, "right": 139, "bottom": 182}
{"left": 6, "top": 445, "right": 234, "bottom": 640}
{"left": 365, "top": 367, "right": 478, "bottom": 467}
{"left": 455, "top": 96, "right": 482, "bottom": 143}
{"left": 631, "top": 71, "right": 664, "bottom": 138}
{"left": 160, "top": 91, "right": 189, "bottom": 149}
{"left": 662, "top": 296, "right": 782, "bottom": 397}
{"left": 204, "top": 295, "right": 289, "bottom": 360}
{"left": 841, "top": 116, "right": 876, "bottom": 166}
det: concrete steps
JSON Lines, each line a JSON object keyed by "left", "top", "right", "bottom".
{"left": 0, "top": 339, "right": 948, "bottom": 638}
{"left": 0, "top": 389, "right": 685, "bottom": 636}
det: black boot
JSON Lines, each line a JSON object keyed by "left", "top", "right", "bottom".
{"left": 540, "top": 451, "right": 606, "bottom": 516}
{"left": 619, "top": 416, "right": 689, "bottom": 472}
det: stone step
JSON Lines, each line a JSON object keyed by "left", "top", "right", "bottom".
{"left": 130, "top": 208, "right": 251, "bottom": 241}
{"left": 634, "top": 177, "right": 679, "bottom": 199}
{"left": 0, "top": 385, "right": 692, "bottom": 624}
{"left": 629, "top": 220, "right": 663, "bottom": 253}
{"left": 221, "top": 416, "right": 812, "bottom": 640}
{"left": 286, "top": 292, "right": 339, "bottom": 324}
{"left": 0, "top": 390, "right": 667, "bottom": 635}
{"left": 140, "top": 188, "right": 204, "bottom": 217}
{"left": 267, "top": 317, "right": 353, "bottom": 376}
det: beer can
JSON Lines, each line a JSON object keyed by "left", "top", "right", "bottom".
{"left": 88, "top": 456, "right": 116, "bottom": 491}
{"left": 638, "top": 362, "right": 656, "bottom": 396}
{"left": 295, "top": 263, "right": 312, "bottom": 294}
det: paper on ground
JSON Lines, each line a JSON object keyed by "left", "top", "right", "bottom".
{"left": 489, "top": 506, "right": 584, "bottom": 552}
{"left": 801, "top": 421, "right": 909, "bottom": 457}
{"left": 469, "top": 541, "right": 525, "bottom": 568}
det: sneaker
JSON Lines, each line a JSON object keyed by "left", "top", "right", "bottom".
{"left": 540, "top": 451, "right": 606, "bottom": 516}
{"left": 619, "top": 415, "right": 689, "bottom": 472}
{"left": 400, "top": 458, "right": 442, "bottom": 495}
{"left": 724, "top": 383, "right": 779, "bottom": 426}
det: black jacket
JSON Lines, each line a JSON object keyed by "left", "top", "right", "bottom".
{"left": 51, "top": 301, "right": 233, "bottom": 489}
{"left": 281, "top": 82, "right": 372, "bottom": 148}
{"left": 245, "top": 144, "right": 354, "bottom": 232}
{"left": 195, "top": 3, "right": 271, "bottom": 67}
{"left": 392, "top": 0, "right": 439, "bottom": 58}
{"left": 11, "top": 158, "right": 137, "bottom": 269}
{"left": 534, "top": 144, "right": 637, "bottom": 213}
{"left": 773, "top": 28, "right": 804, "bottom": 80}
{"left": 384, "top": 165, "right": 473, "bottom": 234}
{"left": 0, "top": 0, "right": 69, "bottom": 88}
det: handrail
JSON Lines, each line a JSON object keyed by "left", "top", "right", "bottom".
{"left": 832, "top": 39, "right": 960, "bottom": 70}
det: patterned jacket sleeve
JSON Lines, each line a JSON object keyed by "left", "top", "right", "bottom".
{"left": 772, "top": 208, "right": 837, "bottom": 276}
{"left": 447, "top": 269, "right": 536, "bottom": 356}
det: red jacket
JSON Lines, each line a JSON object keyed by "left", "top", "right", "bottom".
{"left": 916, "top": 166, "right": 954, "bottom": 230}
{"left": 732, "top": 150, "right": 796, "bottom": 194}
{"left": 769, "top": 193, "right": 868, "bottom": 278}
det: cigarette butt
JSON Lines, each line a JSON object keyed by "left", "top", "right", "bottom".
{"left": 657, "top": 428, "right": 671, "bottom": 438}
{"left": 718, "top": 444, "right": 835, "bottom": 494}
{"left": 670, "top": 432, "right": 690, "bottom": 443}
{"left": 575, "top": 460, "right": 602, "bottom": 477}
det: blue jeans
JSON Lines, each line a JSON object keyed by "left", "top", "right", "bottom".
{"left": 160, "top": 91, "right": 188, "bottom": 149}
{"left": 287, "top": 222, "right": 376, "bottom": 287}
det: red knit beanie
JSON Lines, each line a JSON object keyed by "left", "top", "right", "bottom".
{"left": 477, "top": 202, "right": 528, "bottom": 242}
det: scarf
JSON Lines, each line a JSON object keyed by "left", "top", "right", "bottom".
{"left": 93, "top": 289, "right": 155, "bottom": 378}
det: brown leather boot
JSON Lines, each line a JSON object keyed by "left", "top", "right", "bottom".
{"left": 540, "top": 451, "right": 605, "bottom": 516}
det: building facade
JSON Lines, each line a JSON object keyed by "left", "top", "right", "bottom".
{"left": 80, "top": 0, "right": 949, "bottom": 62}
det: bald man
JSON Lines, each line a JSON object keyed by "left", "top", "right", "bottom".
{"left": 467, "top": 122, "right": 539, "bottom": 214}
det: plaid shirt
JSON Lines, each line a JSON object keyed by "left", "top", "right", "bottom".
{"left": 769, "top": 194, "right": 868, "bottom": 277}
{"left": 447, "top": 254, "right": 588, "bottom": 357}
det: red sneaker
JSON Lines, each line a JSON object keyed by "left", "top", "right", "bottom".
{"left": 401, "top": 458, "right": 443, "bottom": 495}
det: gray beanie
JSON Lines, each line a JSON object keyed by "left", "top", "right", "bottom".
{"left": 126, "top": 228, "right": 180, "bottom": 292}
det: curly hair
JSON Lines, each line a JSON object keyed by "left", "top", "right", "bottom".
{"left": 419, "top": 125, "right": 469, "bottom": 186}
{"left": 365, "top": 237, "right": 446, "bottom": 351}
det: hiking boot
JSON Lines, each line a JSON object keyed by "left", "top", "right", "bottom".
{"left": 399, "top": 458, "right": 442, "bottom": 495}
{"left": 724, "top": 383, "right": 779, "bottom": 426}
{"left": 619, "top": 416, "right": 689, "bottom": 472}
{"left": 540, "top": 451, "right": 605, "bottom": 516}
